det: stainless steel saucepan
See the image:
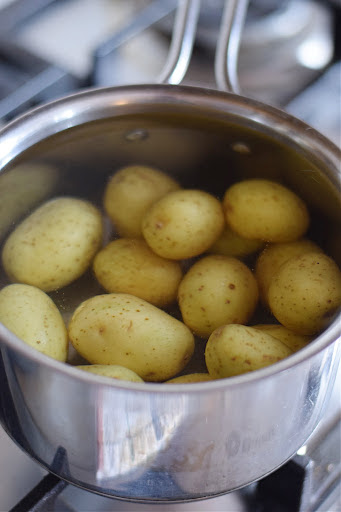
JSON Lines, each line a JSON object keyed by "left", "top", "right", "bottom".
{"left": 0, "top": 0, "right": 340, "bottom": 503}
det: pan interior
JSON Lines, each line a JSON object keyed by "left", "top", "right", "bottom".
{"left": 0, "top": 110, "right": 340, "bottom": 372}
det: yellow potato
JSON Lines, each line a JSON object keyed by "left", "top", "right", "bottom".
{"left": 205, "top": 324, "right": 292, "bottom": 378}
{"left": 69, "top": 293, "right": 194, "bottom": 382}
{"left": 0, "top": 284, "right": 67, "bottom": 361}
{"left": 93, "top": 238, "right": 182, "bottom": 307}
{"left": 103, "top": 165, "right": 180, "bottom": 237}
{"left": 268, "top": 253, "right": 341, "bottom": 335}
{"left": 255, "top": 239, "right": 323, "bottom": 304}
{"left": 178, "top": 255, "right": 259, "bottom": 338}
{"left": 252, "top": 324, "right": 312, "bottom": 352}
{"left": 2, "top": 197, "right": 103, "bottom": 292}
{"left": 165, "top": 373, "right": 212, "bottom": 384}
{"left": 208, "top": 225, "right": 264, "bottom": 258}
{"left": 223, "top": 179, "right": 310, "bottom": 242}
{"left": 76, "top": 364, "right": 144, "bottom": 382}
{"left": 142, "top": 189, "right": 225, "bottom": 260}
{"left": 0, "top": 162, "right": 58, "bottom": 240}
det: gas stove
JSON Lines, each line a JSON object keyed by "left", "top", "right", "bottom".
{"left": 0, "top": 1, "right": 340, "bottom": 511}
{"left": 0, "top": 0, "right": 340, "bottom": 141}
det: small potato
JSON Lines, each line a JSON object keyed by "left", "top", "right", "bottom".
{"left": 205, "top": 324, "right": 292, "bottom": 378}
{"left": 165, "top": 373, "right": 212, "bottom": 384}
{"left": 255, "top": 239, "right": 323, "bottom": 304}
{"left": 208, "top": 225, "right": 264, "bottom": 258}
{"left": 178, "top": 255, "right": 259, "bottom": 338}
{"left": 69, "top": 293, "right": 194, "bottom": 382}
{"left": 103, "top": 165, "right": 180, "bottom": 238}
{"left": 2, "top": 197, "right": 103, "bottom": 292}
{"left": 223, "top": 179, "right": 310, "bottom": 242}
{"left": 0, "top": 162, "right": 58, "bottom": 240}
{"left": 0, "top": 284, "right": 67, "bottom": 361}
{"left": 252, "top": 324, "right": 312, "bottom": 352}
{"left": 268, "top": 253, "right": 341, "bottom": 335}
{"left": 93, "top": 238, "right": 182, "bottom": 307}
{"left": 142, "top": 190, "right": 225, "bottom": 260}
{"left": 76, "top": 364, "right": 144, "bottom": 383}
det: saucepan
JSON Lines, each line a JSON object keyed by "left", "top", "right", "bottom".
{"left": 0, "top": 0, "right": 340, "bottom": 503}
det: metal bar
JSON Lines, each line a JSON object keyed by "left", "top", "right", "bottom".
{"left": 9, "top": 473, "right": 68, "bottom": 512}
{"left": 214, "top": 0, "right": 249, "bottom": 94}
{"left": 0, "top": 67, "right": 77, "bottom": 120}
{"left": 94, "top": 0, "right": 177, "bottom": 61}
{"left": 0, "top": 0, "right": 59, "bottom": 35}
{"left": 157, "top": 0, "right": 201, "bottom": 85}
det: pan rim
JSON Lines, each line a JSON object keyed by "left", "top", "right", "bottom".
{"left": 1, "top": 83, "right": 340, "bottom": 164}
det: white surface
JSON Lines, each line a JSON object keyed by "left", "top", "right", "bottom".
{"left": 0, "top": 427, "right": 46, "bottom": 511}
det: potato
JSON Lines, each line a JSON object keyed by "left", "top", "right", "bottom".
{"left": 255, "top": 239, "right": 323, "bottom": 304}
{"left": 0, "top": 162, "right": 58, "bottom": 241}
{"left": 0, "top": 284, "right": 67, "bottom": 361}
{"left": 223, "top": 179, "right": 310, "bottom": 242}
{"left": 2, "top": 197, "right": 103, "bottom": 292}
{"left": 252, "top": 324, "right": 312, "bottom": 352}
{"left": 205, "top": 324, "right": 292, "bottom": 378}
{"left": 165, "top": 373, "right": 212, "bottom": 384}
{"left": 142, "top": 190, "right": 225, "bottom": 260}
{"left": 76, "top": 364, "right": 144, "bottom": 382}
{"left": 93, "top": 238, "right": 182, "bottom": 307}
{"left": 69, "top": 293, "right": 194, "bottom": 382}
{"left": 268, "top": 253, "right": 341, "bottom": 335}
{"left": 103, "top": 165, "right": 180, "bottom": 238}
{"left": 178, "top": 255, "right": 259, "bottom": 338}
{"left": 208, "top": 225, "right": 264, "bottom": 258}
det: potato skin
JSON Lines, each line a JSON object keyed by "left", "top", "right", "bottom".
{"left": 255, "top": 239, "right": 323, "bottom": 304}
{"left": 205, "top": 324, "right": 292, "bottom": 378}
{"left": 165, "top": 373, "right": 212, "bottom": 384}
{"left": 2, "top": 197, "right": 103, "bottom": 292}
{"left": 208, "top": 225, "right": 264, "bottom": 258}
{"left": 93, "top": 238, "right": 182, "bottom": 307}
{"left": 0, "top": 163, "right": 57, "bottom": 240}
{"left": 252, "top": 324, "right": 312, "bottom": 352}
{"left": 103, "top": 165, "right": 179, "bottom": 238}
{"left": 223, "top": 179, "right": 310, "bottom": 242}
{"left": 178, "top": 255, "right": 259, "bottom": 338}
{"left": 0, "top": 284, "right": 68, "bottom": 361}
{"left": 142, "top": 189, "right": 225, "bottom": 260}
{"left": 69, "top": 293, "right": 194, "bottom": 382}
{"left": 76, "top": 364, "right": 144, "bottom": 382}
{"left": 268, "top": 253, "right": 341, "bottom": 335}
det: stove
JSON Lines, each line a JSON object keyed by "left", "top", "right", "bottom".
{"left": 0, "top": 1, "right": 340, "bottom": 511}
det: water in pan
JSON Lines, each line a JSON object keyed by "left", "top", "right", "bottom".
{"left": 0, "top": 110, "right": 339, "bottom": 390}
{"left": 0, "top": 111, "right": 340, "bottom": 362}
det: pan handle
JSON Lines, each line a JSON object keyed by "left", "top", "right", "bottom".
{"left": 214, "top": 0, "right": 249, "bottom": 94}
{"left": 158, "top": 0, "right": 249, "bottom": 94}
{"left": 157, "top": 0, "right": 201, "bottom": 85}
